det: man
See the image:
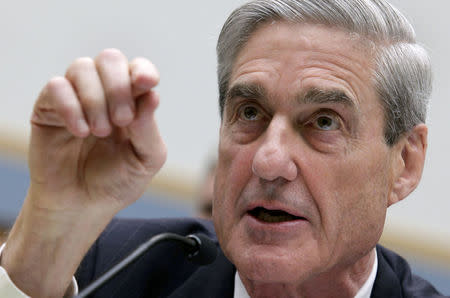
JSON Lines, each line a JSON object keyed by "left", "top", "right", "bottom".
{"left": 0, "top": 0, "right": 444, "bottom": 297}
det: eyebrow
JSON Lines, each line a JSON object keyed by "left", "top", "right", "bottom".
{"left": 298, "top": 88, "right": 356, "bottom": 108}
{"left": 226, "top": 83, "right": 356, "bottom": 110}
{"left": 226, "top": 82, "right": 268, "bottom": 103}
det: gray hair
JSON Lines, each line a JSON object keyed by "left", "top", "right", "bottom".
{"left": 217, "top": 0, "right": 432, "bottom": 145}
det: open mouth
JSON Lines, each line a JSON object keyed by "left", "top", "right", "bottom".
{"left": 248, "top": 207, "right": 305, "bottom": 223}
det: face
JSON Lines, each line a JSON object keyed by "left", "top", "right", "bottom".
{"left": 213, "top": 22, "right": 401, "bottom": 286}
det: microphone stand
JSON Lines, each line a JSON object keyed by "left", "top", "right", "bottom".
{"left": 75, "top": 233, "right": 204, "bottom": 298}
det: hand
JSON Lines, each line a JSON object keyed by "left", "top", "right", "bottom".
{"left": 1, "top": 49, "right": 167, "bottom": 297}
{"left": 29, "top": 48, "right": 166, "bottom": 214}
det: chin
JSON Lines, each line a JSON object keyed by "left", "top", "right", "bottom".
{"left": 227, "top": 241, "right": 315, "bottom": 285}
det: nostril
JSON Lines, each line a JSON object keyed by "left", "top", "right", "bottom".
{"left": 285, "top": 161, "right": 298, "bottom": 181}
{"left": 252, "top": 149, "right": 281, "bottom": 181}
{"left": 252, "top": 150, "right": 297, "bottom": 182}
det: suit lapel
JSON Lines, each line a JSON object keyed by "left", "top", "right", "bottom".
{"left": 371, "top": 245, "right": 403, "bottom": 298}
{"left": 168, "top": 249, "right": 236, "bottom": 298}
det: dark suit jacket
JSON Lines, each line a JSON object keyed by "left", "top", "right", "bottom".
{"left": 75, "top": 218, "right": 446, "bottom": 297}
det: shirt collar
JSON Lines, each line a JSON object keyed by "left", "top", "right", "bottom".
{"left": 233, "top": 249, "right": 378, "bottom": 298}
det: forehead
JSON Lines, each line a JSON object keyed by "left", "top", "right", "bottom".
{"left": 228, "top": 22, "right": 377, "bottom": 108}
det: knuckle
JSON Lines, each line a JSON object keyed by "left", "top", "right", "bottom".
{"left": 130, "top": 56, "right": 148, "bottom": 66}
{"left": 66, "top": 57, "right": 95, "bottom": 78}
{"left": 58, "top": 99, "right": 75, "bottom": 114}
{"left": 73, "top": 57, "right": 95, "bottom": 70}
{"left": 44, "top": 78, "right": 77, "bottom": 114}
{"left": 97, "top": 48, "right": 126, "bottom": 63}
{"left": 53, "top": 93, "right": 77, "bottom": 117}
{"left": 46, "top": 76, "right": 68, "bottom": 93}
{"left": 130, "top": 58, "right": 160, "bottom": 86}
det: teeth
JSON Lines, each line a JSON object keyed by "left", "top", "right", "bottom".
{"left": 251, "top": 207, "right": 300, "bottom": 223}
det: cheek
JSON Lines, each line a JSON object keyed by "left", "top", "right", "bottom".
{"left": 213, "top": 135, "right": 255, "bottom": 235}
{"left": 216, "top": 134, "right": 255, "bottom": 201}
{"left": 311, "top": 148, "right": 391, "bottom": 253}
{"left": 335, "top": 147, "right": 392, "bottom": 210}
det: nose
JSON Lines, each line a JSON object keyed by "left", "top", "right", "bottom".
{"left": 252, "top": 117, "right": 298, "bottom": 182}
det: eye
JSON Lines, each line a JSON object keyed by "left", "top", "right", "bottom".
{"left": 311, "top": 114, "right": 340, "bottom": 131}
{"left": 239, "top": 105, "right": 262, "bottom": 121}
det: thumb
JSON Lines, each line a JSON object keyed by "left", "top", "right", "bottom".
{"left": 128, "top": 90, "right": 167, "bottom": 173}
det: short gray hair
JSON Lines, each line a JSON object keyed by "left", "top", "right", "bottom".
{"left": 217, "top": 0, "right": 432, "bottom": 145}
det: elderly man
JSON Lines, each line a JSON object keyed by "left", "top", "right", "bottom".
{"left": 0, "top": 0, "right": 444, "bottom": 297}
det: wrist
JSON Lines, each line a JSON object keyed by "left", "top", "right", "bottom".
{"left": 1, "top": 193, "right": 115, "bottom": 297}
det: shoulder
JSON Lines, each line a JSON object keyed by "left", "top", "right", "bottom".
{"left": 372, "top": 244, "right": 446, "bottom": 298}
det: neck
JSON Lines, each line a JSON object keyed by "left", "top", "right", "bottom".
{"left": 239, "top": 249, "right": 376, "bottom": 298}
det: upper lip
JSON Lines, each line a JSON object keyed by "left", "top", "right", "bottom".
{"left": 245, "top": 201, "right": 308, "bottom": 220}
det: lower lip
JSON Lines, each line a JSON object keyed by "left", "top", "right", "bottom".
{"left": 242, "top": 213, "right": 310, "bottom": 242}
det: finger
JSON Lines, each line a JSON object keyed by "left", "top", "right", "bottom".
{"left": 128, "top": 90, "right": 167, "bottom": 172}
{"left": 32, "top": 77, "right": 90, "bottom": 138}
{"left": 66, "top": 57, "right": 112, "bottom": 137}
{"left": 95, "top": 48, "right": 134, "bottom": 127}
{"left": 129, "top": 57, "right": 160, "bottom": 98}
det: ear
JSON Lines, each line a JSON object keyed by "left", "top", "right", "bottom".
{"left": 388, "top": 124, "right": 428, "bottom": 207}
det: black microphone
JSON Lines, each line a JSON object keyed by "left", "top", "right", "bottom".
{"left": 75, "top": 232, "right": 217, "bottom": 298}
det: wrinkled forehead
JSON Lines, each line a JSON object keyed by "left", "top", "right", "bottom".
{"left": 252, "top": 21, "right": 373, "bottom": 57}
{"left": 228, "top": 22, "right": 378, "bottom": 105}
{"left": 230, "top": 21, "right": 377, "bottom": 78}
